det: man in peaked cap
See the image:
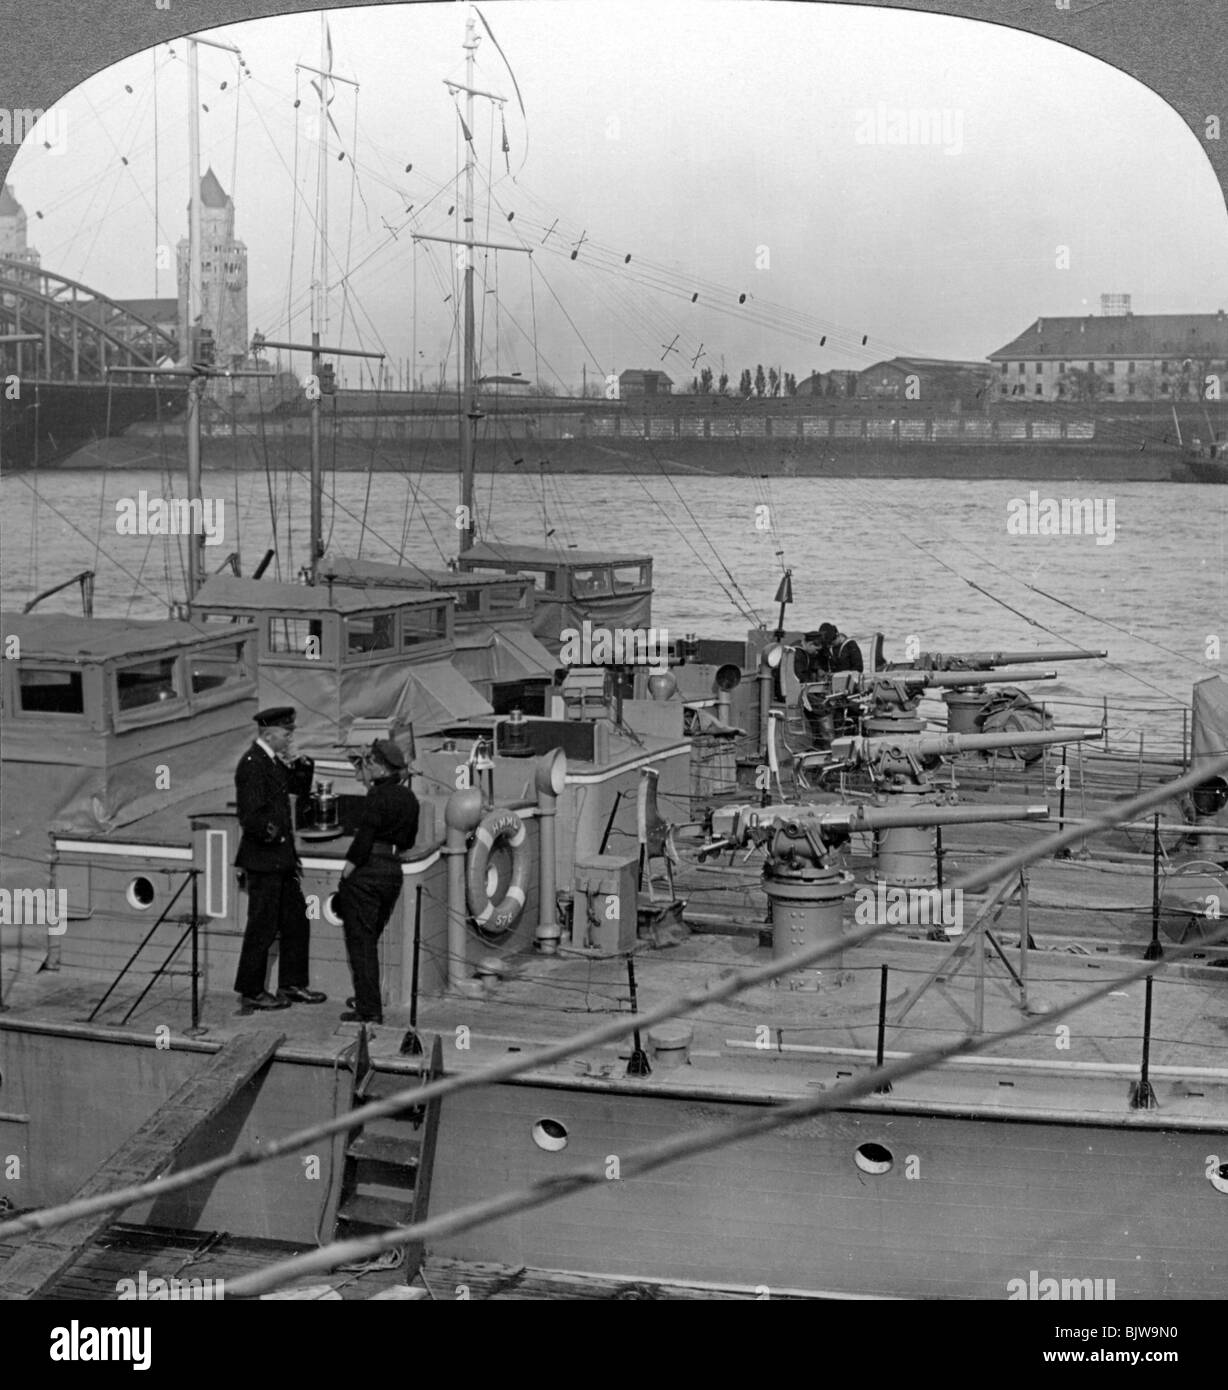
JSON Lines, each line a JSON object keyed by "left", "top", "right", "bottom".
{"left": 233, "top": 706, "right": 328, "bottom": 1011}
{"left": 335, "top": 739, "right": 419, "bottom": 1025}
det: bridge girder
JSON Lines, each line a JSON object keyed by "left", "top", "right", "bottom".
{"left": 0, "top": 258, "right": 179, "bottom": 382}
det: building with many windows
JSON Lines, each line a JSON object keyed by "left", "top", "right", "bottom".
{"left": 989, "top": 309, "right": 1228, "bottom": 401}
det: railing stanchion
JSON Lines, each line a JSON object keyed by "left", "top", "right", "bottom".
{"left": 1131, "top": 974, "right": 1157, "bottom": 1109}
{"left": 185, "top": 869, "right": 206, "bottom": 1037}
{"left": 874, "top": 964, "right": 892, "bottom": 1095}
{"left": 1145, "top": 812, "right": 1164, "bottom": 961}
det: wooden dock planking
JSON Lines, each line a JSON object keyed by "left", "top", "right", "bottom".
{"left": 0, "top": 1029, "right": 284, "bottom": 1300}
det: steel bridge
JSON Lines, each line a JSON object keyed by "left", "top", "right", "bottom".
{"left": 0, "top": 258, "right": 179, "bottom": 381}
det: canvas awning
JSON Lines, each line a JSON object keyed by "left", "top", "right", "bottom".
{"left": 452, "top": 627, "right": 558, "bottom": 685}
{"left": 394, "top": 661, "right": 493, "bottom": 730}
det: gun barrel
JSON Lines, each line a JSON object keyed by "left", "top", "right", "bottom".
{"left": 845, "top": 667, "right": 1058, "bottom": 692}
{"left": 838, "top": 727, "right": 1102, "bottom": 761}
{"left": 844, "top": 802, "right": 1050, "bottom": 832}
{"left": 904, "top": 667, "right": 1057, "bottom": 689}
{"left": 711, "top": 800, "right": 1051, "bottom": 842}
{"left": 892, "top": 648, "right": 1106, "bottom": 670}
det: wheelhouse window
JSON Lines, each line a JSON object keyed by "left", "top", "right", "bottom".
{"left": 611, "top": 563, "right": 650, "bottom": 593}
{"left": 116, "top": 656, "right": 180, "bottom": 711}
{"left": 401, "top": 604, "right": 448, "bottom": 648}
{"left": 190, "top": 640, "right": 251, "bottom": 694}
{"left": 570, "top": 567, "right": 612, "bottom": 598}
{"left": 521, "top": 569, "right": 556, "bottom": 592}
{"left": 346, "top": 613, "right": 396, "bottom": 655}
{"left": 455, "top": 589, "right": 484, "bottom": 613}
{"left": 489, "top": 581, "right": 531, "bottom": 613}
{"left": 269, "top": 616, "right": 323, "bottom": 656}
{"left": 17, "top": 667, "right": 85, "bottom": 715}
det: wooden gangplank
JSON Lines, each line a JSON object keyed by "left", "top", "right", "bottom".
{"left": 0, "top": 1029, "right": 284, "bottom": 1300}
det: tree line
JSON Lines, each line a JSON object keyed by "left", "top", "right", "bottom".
{"left": 687, "top": 365, "right": 800, "bottom": 396}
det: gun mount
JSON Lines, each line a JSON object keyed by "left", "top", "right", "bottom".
{"left": 699, "top": 797, "right": 1051, "bottom": 987}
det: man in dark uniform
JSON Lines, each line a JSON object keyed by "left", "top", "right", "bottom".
{"left": 816, "top": 622, "right": 865, "bottom": 674}
{"left": 336, "top": 740, "right": 419, "bottom": 1025}
{"left": 233, "top": 706, "right": 328, "bottom": 1012}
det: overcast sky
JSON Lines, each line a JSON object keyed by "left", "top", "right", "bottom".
{"left": 7, "top": 0, "right": 1228, "bottom": 389}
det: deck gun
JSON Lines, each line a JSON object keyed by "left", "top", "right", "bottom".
{"left": 793, "top": 665, "right": 1060, "bottom": 754}
{"left": 881, "top": 648, "right": 1107, "bottom": 743}
{"left": 789, "top": 725, "right": 1101, "bottom": 884}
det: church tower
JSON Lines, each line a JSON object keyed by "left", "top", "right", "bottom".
{"left": 177, "top": 167, "right": 248, "bottom": 368}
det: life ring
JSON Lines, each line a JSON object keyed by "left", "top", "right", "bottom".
{"left": 466, "top": 810, "right": 529, "bottom": 930}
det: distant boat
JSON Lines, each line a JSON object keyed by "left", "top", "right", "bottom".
{"left": 1183, "top": 433, "right": 1228, "bottom": 483}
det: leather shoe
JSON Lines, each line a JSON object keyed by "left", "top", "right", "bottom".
{"left": 278, "top": 986, "right": 328, "bottom": 1004}
{"left": 240, "top": 991, "right": 291, "bottom": 1011}
{"left": 340, "top": 1009, "right": 383, "bottom": 1025}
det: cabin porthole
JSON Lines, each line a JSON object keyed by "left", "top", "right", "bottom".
{"left": 125, "top": 877, "right": 156, "bottom": 910}
{"left": 323, "top": 894, "right": 343, "bottom": 927}
{"left": 1210, "top": 1162, "right": 1228, "bottom": 1195}
{"left": 532, "top": 1119, "right": 568, "bottom": 1152}
{"left": 854, "top": 1142, "right": 893, "bottom": 1175}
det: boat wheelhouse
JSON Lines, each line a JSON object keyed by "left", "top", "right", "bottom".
{"left": 457, "top": 542, "right": 654, "bottom": 652}
{"left": 0, "top": 614, "right": 258, "bottom": 889}
{"left": 319, "top": 555, "right": 559, "bottom": 715}
{"left": 189, "top": 575, "right": 490, "bottom": 752}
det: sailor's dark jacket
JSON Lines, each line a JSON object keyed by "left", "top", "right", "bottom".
{"left": 234, "top": 742, "right": 315, "bottom": 873}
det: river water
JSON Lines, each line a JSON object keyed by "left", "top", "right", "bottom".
{"left": 2, "top": 467, "right": 1224, "bottom": 749}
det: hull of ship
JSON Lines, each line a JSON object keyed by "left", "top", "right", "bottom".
{"left": 0, "top": 382, "right": 186, "bottom": 471}
{"left": 1181, "top": 458, "right": 1228, "bottom": 484}
{"left": 2, "top": 1021, "right": 1222, "bottom": 1299}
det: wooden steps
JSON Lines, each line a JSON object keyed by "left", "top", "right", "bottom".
{"left": 0, "top": 1029, "right": 284, "bottom": 1300}
{"left": 332, "top": 1035, "right": 443, "bottom": 1279}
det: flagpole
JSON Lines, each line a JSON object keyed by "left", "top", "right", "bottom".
{"left": 318, "top": 14, "right": 329, "bottom": 338}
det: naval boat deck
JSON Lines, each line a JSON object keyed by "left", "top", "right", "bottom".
{"left": 4, "top": 847, "right": 1226, "bottom": 1131}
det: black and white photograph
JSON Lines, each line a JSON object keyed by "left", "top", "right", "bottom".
{"left": 0, "top": 0, "right": 1225, "bottom": 1334}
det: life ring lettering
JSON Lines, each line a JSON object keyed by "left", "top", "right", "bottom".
{"left": 466, "top": 810, "right": 529, "bottom": 930}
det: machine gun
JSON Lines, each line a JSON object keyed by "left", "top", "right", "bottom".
{"left": 698, "top": 796, "right": 1052, "bottom": 985}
